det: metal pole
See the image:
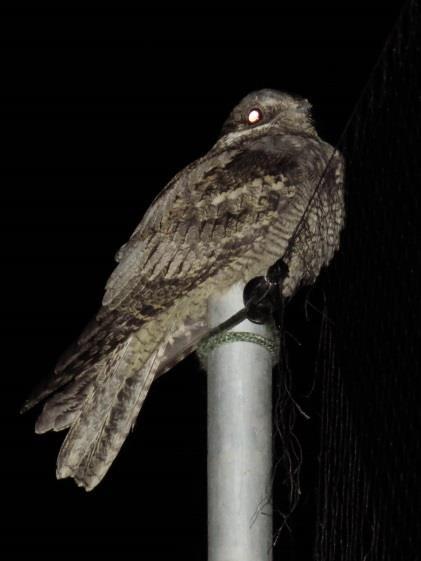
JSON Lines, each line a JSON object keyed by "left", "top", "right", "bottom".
{"left": 207, "top": 282, "right": 273, "bottom": 561}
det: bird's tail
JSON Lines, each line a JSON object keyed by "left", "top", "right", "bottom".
{"left": 54, "top": 329, "right": 166, "bottom": 491}
{"left": 24, "top": 313, "right": 209, "bottom": 491}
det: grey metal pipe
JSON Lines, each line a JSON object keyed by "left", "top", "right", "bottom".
{"left": 207, "top": 282, "right": 273, "bottom": 561}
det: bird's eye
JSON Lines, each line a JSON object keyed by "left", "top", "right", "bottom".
{"left": 247, "top": 108, "right": 263, "bottom": 125}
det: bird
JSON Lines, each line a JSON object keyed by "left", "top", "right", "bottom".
{"left": 21, "top": 89, "right": 345, "bottom": 491}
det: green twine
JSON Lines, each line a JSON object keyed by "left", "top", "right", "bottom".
{"left": 197, "top": 329, "right": 279, "bottom": 367}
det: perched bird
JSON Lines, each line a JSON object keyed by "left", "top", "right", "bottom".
{"left": 21, "top": 89, "right": 345, "bottom": 491}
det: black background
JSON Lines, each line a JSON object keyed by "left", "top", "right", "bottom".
{"left": 0, "top": 14, "right": 407, "bottom": 558}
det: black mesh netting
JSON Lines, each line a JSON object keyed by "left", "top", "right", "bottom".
{"left": 273, "top": 2, "right": 420, "bottom": 559}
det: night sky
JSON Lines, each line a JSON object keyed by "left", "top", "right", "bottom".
{"left": 1, "top": 14, "right": 407, "bottom": 558}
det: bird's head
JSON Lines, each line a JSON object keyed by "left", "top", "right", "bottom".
{"left": 219, "top": 89, "right": 316, "bottom": 142}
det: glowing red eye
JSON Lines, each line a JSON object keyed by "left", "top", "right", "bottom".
{"left": 247, "top": 108, "right": 262, "bottom": 124}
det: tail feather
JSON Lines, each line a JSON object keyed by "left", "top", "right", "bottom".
{"left": 55, "top": 336, "right": 139, "bottom": 477}
{"left": 20, "top": 369, "right": 78, "bottom": 414}
{"left": 20, "top": 310, "right": 140, "bottom": 415}
{"left": 56, "top": 331, "right": 165, "bottom": 490}
{"left": 22, "top": 312, "right": 209, "bottom": 491}
{"left": 54, "top": 313, "right": 129, "bottom": 378}
{"left": 33, "top": 315, "right": 208, "bottom": 439}
{"left": 34, "top": 361, "right": 104, "bottom": 434}
{"left": 70, "top": 349, "right": 163, "bottom": 491}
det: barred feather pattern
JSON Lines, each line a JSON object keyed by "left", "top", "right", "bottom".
{"left": 22, "top": 89, "right": 345, "bottom": 491}
{"left": 34, "top": 316, "right": 209, "bottom": 436}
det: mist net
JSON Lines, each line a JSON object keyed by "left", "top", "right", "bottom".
{"left": 272, "top": 3, "right": 421, "bottom": 559}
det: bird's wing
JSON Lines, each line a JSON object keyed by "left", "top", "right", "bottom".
{"left": 23, "top": 135, "right": 336, "bottom": 413}
{"left": 56, "top": 139, "right": 309, "bottom": 370}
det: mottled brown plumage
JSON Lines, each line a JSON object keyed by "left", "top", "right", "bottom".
{"left": 22, "top": 89, "right": 345, "bottom": 491}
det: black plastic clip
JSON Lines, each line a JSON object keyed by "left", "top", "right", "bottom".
{"left": 243, "top": 257, "right": 289, "bottom": 329}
